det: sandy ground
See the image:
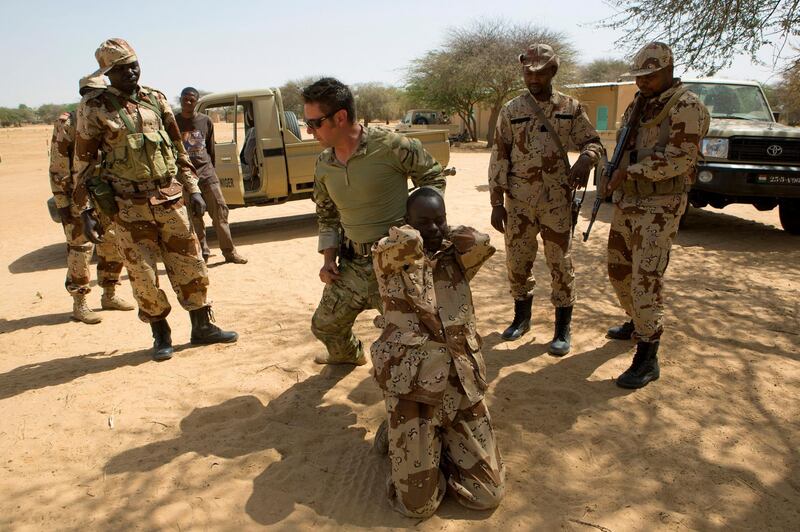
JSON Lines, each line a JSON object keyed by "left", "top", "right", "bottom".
{"left": 0, "top": 124, "right": 798, "bottom": 531}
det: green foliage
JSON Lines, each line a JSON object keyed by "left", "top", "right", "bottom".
{"left": 579, "top": 58, "right": 630, "bottom": 83}
{"left": 768, "top": 59, "right": 800, "bottom": 125}
{"left": 353, "top": 83, "right": 403, "bottom": 124}
{"left": 406, "top": 19, "right": 578, "bottom": 145}
{"left": 0, "top": 101, "right": 79, "bottom": 127}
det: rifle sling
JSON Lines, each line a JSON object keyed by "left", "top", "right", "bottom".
{"left": 527, "top": 95, "right": 572, "bottom": 173}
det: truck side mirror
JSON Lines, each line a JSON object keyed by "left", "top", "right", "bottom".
{"left": 773, "top": 112, "right": 781, "bottom": 122}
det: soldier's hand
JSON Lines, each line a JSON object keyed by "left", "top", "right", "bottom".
{"left": 607, "top": 168, "right": 627, "bottom": 194}
{"left": 569, "top": 154, "right": 593, "bottom": 189}
{"left": 189, "top": 192, "right": 207, "bottom": 217}
{"left": 319, "top": 259, "right": 340, "bottom": 284}
{"left": 490, "top": 205, "right": 507, "bottom": 234}
{"left": 58, "top": 206, "right": 72, "bottom": 223}
{"left": 80, "top": 210, "right": 104, "bottom": 244}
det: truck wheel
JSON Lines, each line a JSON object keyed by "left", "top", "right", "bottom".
{"left": 778, "top": 200, "right": 800, "bottom": 235}
{"left": 284, "top": 111, "right": 302, "bottom": 139}
{"left": 679, "top": 203, "right": 690, "bottom": 229}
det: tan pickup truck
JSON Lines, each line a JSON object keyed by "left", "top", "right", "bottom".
{"left": 196, "top": 89, "right": 451, "bottom": 208}
{"left": 45, "top": 88, "right": 451, "bottom": 223}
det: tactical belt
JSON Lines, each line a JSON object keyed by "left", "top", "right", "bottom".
{"left": 343, "top": 238, "right": 375, "bottom": 257}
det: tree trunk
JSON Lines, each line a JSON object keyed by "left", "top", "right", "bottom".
{"left": 485, "top": 103, "right": 502, "bottom": 149}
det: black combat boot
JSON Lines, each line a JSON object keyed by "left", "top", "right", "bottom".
{"left": 547, "top": 306, "right": 572, "bottom": 357}
{"left": 607, "top": 320, "right": 635, "bottom": 340}
{"left": 616, "top": 341, "right": 660, "bottom": 389}
{"left": 501, "top": 296, "right": 533, "bottom": 341}
{"left": 150, "top": 319, "right": 174, "bottom": 361}
{"left": 189, "top": 306, "right": 239, "bottom": 345}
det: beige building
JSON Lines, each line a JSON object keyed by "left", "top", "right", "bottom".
{"left": 452, "top": 82, "right": 636, "bottom": 146}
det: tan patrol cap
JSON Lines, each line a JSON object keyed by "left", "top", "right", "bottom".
{"left": 626, "top": 42, "right": 674, "bottom": 77}
{"left": 93, "top": 38, "right": 138, "bottom": 75}
{"left": 519, "top": 43, "right": 560, "bottom": 72}
{"left": 79, "top": 75, "right": 106, "bottom": 91}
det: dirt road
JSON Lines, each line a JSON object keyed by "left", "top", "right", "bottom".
{"left": 0, "top": 125, "right": 798, "bottom": 530}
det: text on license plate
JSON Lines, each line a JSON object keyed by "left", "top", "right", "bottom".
{"left": 756, "top": 175, "right": 800, "bottom": 185}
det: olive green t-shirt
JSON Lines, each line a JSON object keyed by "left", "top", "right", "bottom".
{"left": 312, "top": 126, "right": 446, "bottom": 251}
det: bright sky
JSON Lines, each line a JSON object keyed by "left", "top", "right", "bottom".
{"left": 0, "top": 0, "right": 791, "bottom": 107}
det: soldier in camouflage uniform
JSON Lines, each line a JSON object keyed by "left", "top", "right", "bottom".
{"left": 489, "top": 44, "right": 603, "bottom": 355}
{"left": 304, "top": 78, "right": 446, "bottom": 366}
{"left": 73, "top": 38, "right": 237, "bottom": 361}
{"left": 371, "top": 188, "right": 504, "bottom": 518}
{"left": 50, "top": 75, "right": 135, "bottom": 324}
{"left": 606, "top": 42, "right": 710, "bottom": 389}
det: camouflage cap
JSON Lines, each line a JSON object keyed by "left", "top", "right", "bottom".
{"left": 519, "top": 44, "right": 560, "bottom": 72}
{"left": 93, "top": 38, "right": 138, "bottom": 74}
{"left": 79, "top": 75, "right": 106, "bottom": 91}
{"left": 626, "top": 42, "right": 674, "bottom": 77}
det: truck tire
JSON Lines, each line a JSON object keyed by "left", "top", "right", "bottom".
{"left": 778, "top": 199, "right": 800, "bottom": 235}
{"left": 284, "top": 111, "right": 302, "bottom": 139}
{"left": 678, "top": 202, "right": 690, "bottom": 229}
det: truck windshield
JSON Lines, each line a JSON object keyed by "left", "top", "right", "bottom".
{"left": 402, "top": 111, "right": 412, "bottom": 124}
{"left": 684, "top": 82, "right": 772, "bottom": 121}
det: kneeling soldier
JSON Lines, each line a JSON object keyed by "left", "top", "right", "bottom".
{"left": 371, "top": 188, "right": 505, "bottom": 518}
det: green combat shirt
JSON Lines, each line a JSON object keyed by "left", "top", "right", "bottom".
{"left": 313, "top": 126, "right": 446, "bottom": 252}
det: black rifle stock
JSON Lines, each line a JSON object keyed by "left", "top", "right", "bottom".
{"left": 582, "top": 95, "right": 645, "bottom": 241}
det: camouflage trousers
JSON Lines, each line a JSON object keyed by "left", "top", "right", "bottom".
{"left": 61, "top": 210, "right": 124, "bottom": 295}
{"left": 311, "top": 254, "right": 382, "bottom": 363}
{"left": 384, "top": 368, "right": 505, "bottom": 518}
{"left": 113, "top": 197, "right": 209, "bottom": 323}
{"left": 504, "top": 191, "right": 575, "bottom": 306}
{"left": 186, "top": 179, "right": 236, "bottom": 258}
{"left": 607, "top": 195, "right": 685, "bottom": 342}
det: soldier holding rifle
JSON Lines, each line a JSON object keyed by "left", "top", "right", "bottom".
{"left": 598, "top": 42, "right": 709, "bottom": 389}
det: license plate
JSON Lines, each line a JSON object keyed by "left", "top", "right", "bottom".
{"left": 756, "top": 175, "right": 800, "bottom": 185}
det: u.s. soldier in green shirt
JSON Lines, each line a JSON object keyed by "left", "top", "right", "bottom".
{"left": 303, "top": 78, "right": 447, "bottom": 366}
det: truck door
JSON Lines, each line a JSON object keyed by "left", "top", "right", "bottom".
{"left": 198, "top": 99, "right": 246, "bottom": 206}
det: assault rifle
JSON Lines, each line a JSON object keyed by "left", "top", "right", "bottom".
{"left": 582, "top": 95, "right": 645, "bottom": 241}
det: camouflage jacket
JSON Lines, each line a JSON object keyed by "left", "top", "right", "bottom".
{"left": 488, "top": 90, "right": 603, "bottom": 207}
{"left": 370, "top": 225, "right": 495, "bottom": 405}
{"left": 313, "top": 126, "right": 446, "bottom": 252}
{"left": 49, "top": 112, "right": 76, "bottom": 209}
{"left": 72, "top": 86, "right": 200, "bottom": 212}
{"left": 614, "top": 80, "right": 710, "bottom": 213}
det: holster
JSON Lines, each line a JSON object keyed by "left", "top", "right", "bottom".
{"left": 86, "top": 175, "right": 118, "bottom": 216}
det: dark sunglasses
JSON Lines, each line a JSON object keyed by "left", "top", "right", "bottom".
{"left": 305, "top": 109, "right": 339, "bottom": 130}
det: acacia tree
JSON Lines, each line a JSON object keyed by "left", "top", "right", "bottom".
{"left": 353, "top": 83, "right": 403, "bottom": 124}
{"left": 447, "top": 20, "right": 578, "bottom": 147}
{"left": 580, "top": 58, "right": 630, "bottom": 82}
{"left": 407, "top": 20, "right": 578, "bottom": 146}
{"left": 770, "top": 57, "right": 800, "bottom": 124}
{"left": 602, "top": 0, "right": 800, "bottom": 75}
{"left": 406, "top": 49, "right": 485, "bottom": 141}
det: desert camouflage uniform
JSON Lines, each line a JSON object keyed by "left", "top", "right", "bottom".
{"left": 312, "top": 126, "right": 446, "bottom": 363}
{"left": 371, "top": 225, "right": 504, "bottom": 518}
{"left": 73, "top": 86, "right": 208, "bottom": 323}
{"left": 608, "top": 79, "right": 710, "bottom": 341}
{"left": 49, "top": 111, "right": 124, "bottom": 295}
{"left": 489, "top": 91, "right": 603, "bottom": 306}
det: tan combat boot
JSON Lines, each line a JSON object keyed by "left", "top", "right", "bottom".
{"left": 72, "top": 293, "right": 102, "bottom": 324}
{"left": 101, "top": 286, "right": 135, "bottom": 311}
